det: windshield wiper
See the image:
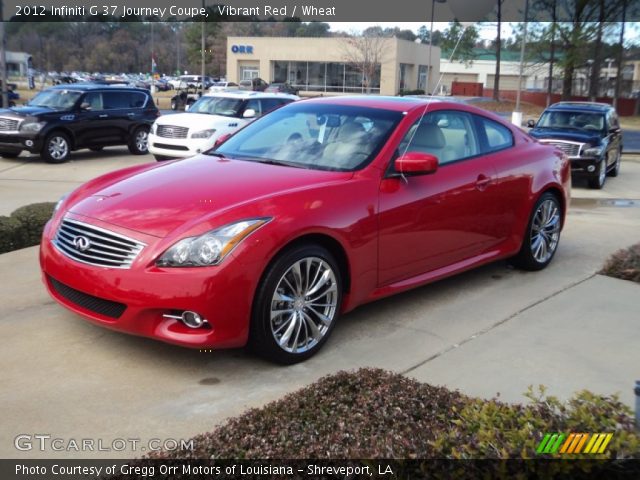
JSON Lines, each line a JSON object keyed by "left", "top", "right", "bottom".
{"left": 206, "top": 152, "right": 227, "bottom": 159}
{"left": 254, "top": 158, "right": 308, "bottom": 169}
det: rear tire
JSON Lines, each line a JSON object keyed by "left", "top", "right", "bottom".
{"left": 41, "top": 132, "right": 71, "bottom": 163}
{"left": 170, "top": 99, "right": 178, "bottom": 110}
{"left": 249, "top": 244, "right": 342, "bottom": 364}
{"left": 510, "top": 192, "right": 562, "bottom": 271}
{"left": 128, "top": 126, "right": 149, "bottom": 155}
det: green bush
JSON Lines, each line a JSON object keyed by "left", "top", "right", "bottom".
{"left": 0, "top": 215, "right": 25, "bottom": 253}
{"left": 0, "top": 202, "right": 55, "bottom": 254}
{"left": 600, "top": 243, "right": 640, "bottom": 283}
{"left": 147, "top": 369, "right": 639, "bottom": 460}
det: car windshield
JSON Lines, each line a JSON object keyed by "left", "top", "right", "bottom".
{"left": 188, "top": 96, "right": 243, "bottom": 117}
{"left": 214, "top": 103, "right": 403, "bottom": 171}
{"left": 28, "top": 89, "right": 82, "bottom": 109}
{"left": 537, "top": 110, "right": 605, "bottom": 131}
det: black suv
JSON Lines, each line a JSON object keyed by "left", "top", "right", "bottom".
{"left": 528, "top": 102, "right": 623, "bottom": 189}
{"left": 0, "top": 84, "right": 158, "bottom": 163}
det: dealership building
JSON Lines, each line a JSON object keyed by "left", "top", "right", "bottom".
{"left": 226, "top": 36, "right": 441, "bottom": 96}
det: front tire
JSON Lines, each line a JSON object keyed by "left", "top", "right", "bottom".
{"left": 588, "top": 158, "right": 607, "bottom": 189}
{"left": 41, "top": 132, "right": 71, "bottom": 163}
{"left": 510, "top": 192, "right": 562, "bottom": 271}
{"left": 249, "top": 245, "right": 342, "bottom": 364}
{"left": 128, "top": 126, "right": 149, "bottom": 155}
{"left": 607, "top": 148, "right": 621, "bottom": 177}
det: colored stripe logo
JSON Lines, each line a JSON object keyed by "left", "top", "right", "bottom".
{"left": 536, "top": 433, "right": 613, "bottom": 454}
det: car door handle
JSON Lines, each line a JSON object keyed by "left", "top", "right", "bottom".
{"left": 99, "top": 114, "right": 108, "bottom": 118}
{"left": 475, "top": 174, "right": 491, "bottom": 191}
{"left": 127, "top": 112, "right": 135, "bottom": 117}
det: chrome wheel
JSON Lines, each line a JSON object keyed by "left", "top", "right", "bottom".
{"left": 48, "top": 136, "right": 69, "bottom": 160}
{"left": 270, "top": 257, "right": 339, "bottom": 354}
{"left": 530, "top": 199, "right": 560, "bottom": 264}
{"left": 135, "top": 129, "right": 148, "bottom": 152}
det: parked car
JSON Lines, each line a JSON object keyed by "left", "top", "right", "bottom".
{"left": 239, "top": 77, "right": 269, "bottom": 91}
{"left": 169, "top": 86, "right": 201, "bottom": 111}
{"left": 0, "top": 84, "right": 158, "bottom": 162}
{"left": 168, "top": 75, "right": 212, "bottom": 90}
{"left": 149, "top": 91, "right": 298, "bottom": 161}
{"left": 154, "top": 79, "right": 173, "bottom": 91}
{"left": 208, "top": 81, "right": 239, "bottom": 93}
{"left": 40, "top": 97, "right": 570, "bottom": 363}
{"left": 528, "top": 101, "right": 622, "bottom": 189}
{"left": 265, "top": 83, "right": 299, "bottom": 95}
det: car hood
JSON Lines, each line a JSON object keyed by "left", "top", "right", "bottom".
{"left": 529, "top": 128, "right": 603, "bottom": 145}
{"left": 0, "top": 106, "right": 58, "bottom": 117}
{"left": 68, "top": 155, "right": 352, "bottom": 238}
{"left": 155, "top": 112, "right": 242, "bottom": 129}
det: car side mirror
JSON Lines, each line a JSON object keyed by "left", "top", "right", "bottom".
{"left": 214, "top": 133, "right": 232, "bottom": 147}
{"left": 526, "top": 119, "right": 536, "bottom": 128}
{"left": 80, "top": 102, "right": 91, "bottom": 111}
{"left": 243, "top": 108, "right": 256, "bottom": 119}
{"left": 394, "top": 152, "right": 439, "bottom": 176}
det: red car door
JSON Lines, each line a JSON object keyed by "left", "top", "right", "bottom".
{"left": 377, "top": 110, "right": 506, "bottom": 286}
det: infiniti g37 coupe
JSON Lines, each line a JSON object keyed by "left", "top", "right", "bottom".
{"left": 40, "top": 96, "right": 571, "bottom": 364}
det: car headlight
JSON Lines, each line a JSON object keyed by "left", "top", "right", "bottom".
{"left": 19, "top": 121, "right": 46, "bottom": 133}
{"left": 583, "top": 145, "right": 603, "bottom": 157}
{"left": 156, "top": 218, "right": 270, "bottom": 267}
{"left": 191, "top": 128, "right": 216, "bottom": 139}
{"left": 53, "top": 194, "right": 68, "bottom": 215}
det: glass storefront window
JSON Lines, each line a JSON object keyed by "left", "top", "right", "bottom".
{"left": 269, "top": 61, "right": 381, "bottom": 93}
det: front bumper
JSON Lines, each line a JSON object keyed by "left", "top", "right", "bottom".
{"left": 148, "top": 133, "right": 215, "bottom": 159}
{"left": 0, "top": 131, "right": 43, "bottom": 153}
{"left": 39, "top": 214, "right": 261, "bottom": 349}
{"left": 569, "top": 156, "right": 603, "bottom": 177}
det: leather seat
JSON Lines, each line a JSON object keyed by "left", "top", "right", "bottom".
{"left": 409, "top": 123, "right": 455, "bottom": 162}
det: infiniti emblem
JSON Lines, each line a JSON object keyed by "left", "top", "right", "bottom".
{"left": 73, "top": 235, "right": 91, "bottom": 252}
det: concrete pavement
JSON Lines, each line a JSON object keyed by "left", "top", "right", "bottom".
{"left": 1, "top": 154, "right": 639, "bottom": 459}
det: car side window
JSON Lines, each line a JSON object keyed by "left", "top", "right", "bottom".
{"left": 129, "top": 92, "right": 146, "bottom": 108}
{"left": 477, "top": 117, "right": 514, "bottom": 153}
{"left": 83, "top": 92, "right": 104, "bottom": 111}
{"left": 400, "top": 111, "right": 479, "bottom": 165}
{"left": 260, "top": 98, "right": 284, "bottom": 114}
{"left": 246, "top": 99, "right": 262, "bottom": 117}
{"left": 102, "top": 91, "right": 130, "bottom": 110}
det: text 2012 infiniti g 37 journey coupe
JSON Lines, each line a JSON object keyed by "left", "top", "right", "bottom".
{"left": 40, "top": 97, "right": 570, "bottom": 363}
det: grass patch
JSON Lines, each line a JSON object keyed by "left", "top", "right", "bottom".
{"left": 599, "top": 243, "right": 640, "bottom": 283}
{"left": 148, "top": 369, "right": 638, "bottom": 460}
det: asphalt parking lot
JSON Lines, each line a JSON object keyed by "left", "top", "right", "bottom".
{"left": 1, "top": 150, "right": 639, "bottom": 459}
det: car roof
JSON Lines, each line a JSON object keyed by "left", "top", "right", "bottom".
{"left": 546, "top": 102, "right": 613, "bottom": 113}
{"left": 202, "top": 91, "right": 298, "bottom": 100}
{"left": 48, "top": 83, "right": 150, "bottom": 93}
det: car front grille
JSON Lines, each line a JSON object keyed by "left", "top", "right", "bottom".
{"left": 152, "top": 143, "right": 189, "bottom": 151}
{"left": 53, "top": 218, "right": 145, "bottom": 269}
{"left": 49, "top": 276, "right": 126, "bottom": 319}
{"left": 0, "top": 117, "right": 19, "bottom": 132}
{"left": 157, "top": 125, "right": 189, "bottom": 138}
{"left": 540, "top": 140, "right": 583, "bottom": 157}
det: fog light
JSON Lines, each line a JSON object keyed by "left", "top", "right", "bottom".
{"left": 182, "top": 311, "right": 204, "bottom": 329}
{"left": 587, "top": 165, "right": 596, "bottom": 173}
{"left": 25, "top": 140, "right": 34, "bottom": 147}
{"left": 162, "top": 310, "right": 208, "bottom": 329}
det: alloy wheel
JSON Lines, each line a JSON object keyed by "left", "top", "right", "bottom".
{"left": 270, "top": 257, "right": 339, "bottom": 354}
{"left": 530, "top": 199, "right": 560, "bottom": 264}
{"left": 48, "top": 136, "right": 69, "bottom": 160}
{"left": 135, "top": 130, "right": 149, "bottom": 152}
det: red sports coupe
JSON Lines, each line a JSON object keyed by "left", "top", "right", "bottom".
{"left": 40, "top": 96, "right": 570, "bottom": 363}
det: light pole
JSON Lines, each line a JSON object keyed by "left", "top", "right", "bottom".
{"left": 0, "top": 0, "right": 8, "bottom": 109}
{"left": 514, "top": 0, "right": 529, "bottom": 117}
{"left": 426, "top": 0, "right": 446, "bottom": 95}
{"left": 201, "top": 0, "right": 206, "bottom": 96}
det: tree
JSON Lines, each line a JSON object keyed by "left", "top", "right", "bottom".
{"left": 440, "top": 21, "right": 478, "bottom": 65}
{"left": 341, "top": 31, "right": 387, "bottom": 93}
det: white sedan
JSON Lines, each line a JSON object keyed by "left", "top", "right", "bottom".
{"left": 148, "top": 91, "right": 298, "bottom": 161}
